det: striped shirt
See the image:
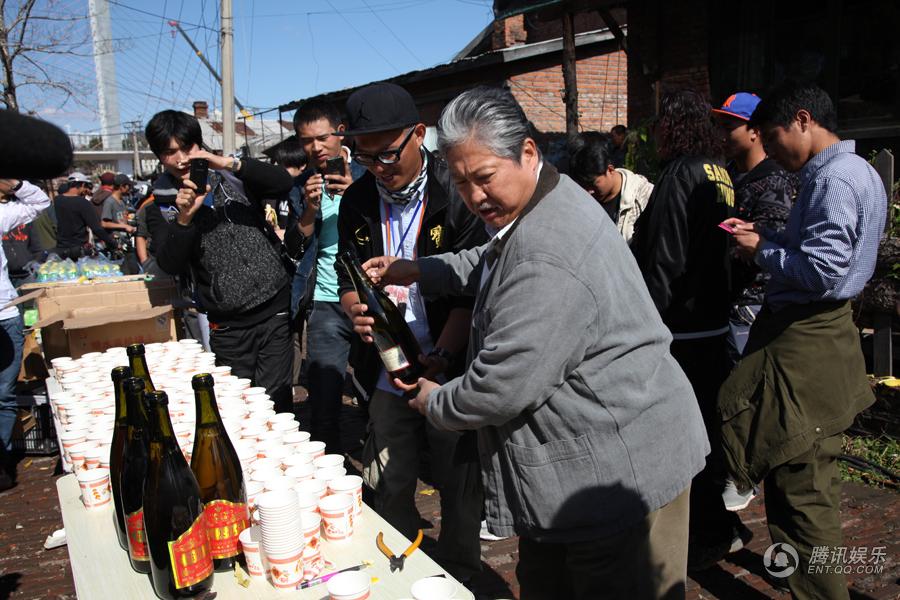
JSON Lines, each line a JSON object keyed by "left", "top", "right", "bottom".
{"left": 756, "top": 140, "right": 887, "bottom": 310}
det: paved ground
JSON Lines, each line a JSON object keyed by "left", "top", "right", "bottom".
{"left": 0, "top": 391, "right": 897, "bottom": 599}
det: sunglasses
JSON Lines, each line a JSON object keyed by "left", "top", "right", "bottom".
{"left": 351, "top": 127, "right": 416, "bottom": 166}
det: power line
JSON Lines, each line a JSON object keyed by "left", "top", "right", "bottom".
{"left": 321, "top": 0, "right": 401, "bottom": 73}
{"left": 106, "top": 0, "right": 219, "bottom": 32}
{"left": 360, "top": 0, "right": 426, "bottom": 67}
{"left": 140, "top": 0, "right": 168, "bottom": 118}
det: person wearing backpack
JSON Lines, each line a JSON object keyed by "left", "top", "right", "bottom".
{"left": 149, "top": 110, "right": 295, "bottom": 413}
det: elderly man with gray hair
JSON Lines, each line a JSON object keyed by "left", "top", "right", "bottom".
{"left": 355, "top": 86, "right": 709, "bottom": 599}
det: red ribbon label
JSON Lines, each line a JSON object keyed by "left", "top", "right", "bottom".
{"left": 167, "top": 513, "right": 213, "bottom": 589}
{"left": 203, "top": 499, "right": 249, "bottom": 559}
{"left": 125, "top": 509, "right": 149, "bottom": 561}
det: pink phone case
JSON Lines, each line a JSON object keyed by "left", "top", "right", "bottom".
{"left": 718, "top": 222, "right": 736, "bottom": 234}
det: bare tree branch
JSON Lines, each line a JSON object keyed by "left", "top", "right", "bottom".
{"left": 0, "top": 0, "right": 92, "bottom": 112}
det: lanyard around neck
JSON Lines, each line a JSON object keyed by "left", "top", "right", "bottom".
{"left": 384, "top": 192, "right": 426, "bottom": 258}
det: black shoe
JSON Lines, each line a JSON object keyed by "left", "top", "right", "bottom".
{"left": 688, "top": 524, "right": 753, "bottom": 572}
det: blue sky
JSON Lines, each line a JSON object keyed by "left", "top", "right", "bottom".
{"left": 19, "top": 0, "right": 495, "bottom": 136}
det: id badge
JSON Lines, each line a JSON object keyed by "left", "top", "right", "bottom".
{"left": 385, "top": 285, "right": 415, "bottom": 324}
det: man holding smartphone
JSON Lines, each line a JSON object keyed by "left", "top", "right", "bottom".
{"left": 146, "top": 110, "right": 295, "bottom": 413}
{"left": 283, "top": 100, "right": 365, "bottom": 456}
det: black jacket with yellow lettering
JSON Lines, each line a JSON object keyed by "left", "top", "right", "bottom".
{"left": 630, "top": 155, "right": 735, "bottom": 335}
{"left": 336, "top": 150, "right": 488, "bottom": 397}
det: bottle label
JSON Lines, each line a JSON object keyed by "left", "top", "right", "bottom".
{"left": 125, "top": 509, "right": 149, "bottom": 561}
{"left": 167, "top": 513, "right": 213, "bottom": 589}
{"left": 378, "top": 345, "right": 410, "bottom": 372}
{"left": 203, "top": 499, "right": 249, "bottom": 559}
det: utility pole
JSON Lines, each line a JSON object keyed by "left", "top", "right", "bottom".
{"left": 561, "top": 10, "right": 579, "bottom": 140}
{"left": 89, "top": 0, "right": 123, "bottom": 150}
{"left": 168, "top": 21, "right": 245, "bottom": 111}
{"left": 221, "top": 0, "right": 235, "bottom": 156}
{"left": 126, "top": 121, "right": 142, "bottom": 178}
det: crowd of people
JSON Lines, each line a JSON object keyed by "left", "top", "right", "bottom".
{"left": 0, "top": 77, "right": 888, "bottom": 600}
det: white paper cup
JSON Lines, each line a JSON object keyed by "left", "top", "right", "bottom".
{"left": 284, "top": 463, "right": 315, "bottom": 483}
{"left": 238, "top": 526, "right": 265, "bottom": 577}
{"left": 313, "top": 454, "right": 344, "bottom": 470}
{"left": 264, "top": 476, "right": 298, "bottom": 493}
{"left": 266, "top": 546, "right": 304, "bottom": 589}
{"left": 250, "top": 457, "right": 281, "bottom": 473}
{"left": 282, "top": 453, "right": 314, "bottom": 469}
{"left": 410, "top": 576, "right": 457, "bottom": 600}
{"left": 328, "top": 475, "right": 363, "bottom": 516}
{"left": 270, "top": 420, "right": 299, "bottom": 435}
{"left": 315, "top": 466, "right": 346, "bottom": 485}
{"left": 327, "top": 571, "right": 371, "bottom": 600}
{"left": 83, "top": 446, "right": 104, "bottom": 470}
{"left": 297, "top": 440, "right": 326, "bottom": 460}
{"left": 296, "top": 490, "right": 319, "bottom": 515}
{"left": 282, "top": 430, "right": 311, "bottom": 446}
{"left": 319, "top": 493, "right": 354, "bottom": 541}
{"left": 76, "top": 468, "right": 111, "bottom": 509}
{"left": 296, "top": 478, "right": 327, "bottom": 500}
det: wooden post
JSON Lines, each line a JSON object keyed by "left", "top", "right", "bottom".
{"left": 561, "top": 11, "right": 579, "bottom": 139}
{"left": 871, "top": 149, "right": 893, "bottom": 377}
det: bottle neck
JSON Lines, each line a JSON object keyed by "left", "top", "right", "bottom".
{"left": 340, "top": 254, "right": 370, "bottom": 297}
{"left": 194, "top": 387, "right": 222, "bottom": 427}
{"left": 112, "top": 373, "right": 130, "bottom": 425}
{"left": 148, "top": 402, "right": 176, "bottom": 444}
{"left": 125, "top": 389, "right": 148, "bottom": 428}
{"left": 128, "top": 355, "right": 155, "bottom": 391}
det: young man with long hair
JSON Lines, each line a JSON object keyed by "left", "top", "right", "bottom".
{"left": 630, "top": 90, "right": 744, "bottom": 571}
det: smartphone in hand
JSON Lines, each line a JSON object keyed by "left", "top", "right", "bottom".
{"left": 324, "top": 155, "right": 345, "bottom": 176}
{"left": 718, "top": 222, "right": 736, "bottom": 234}
{"left": 189, "top": 158, "right": 209, "bottom": 192}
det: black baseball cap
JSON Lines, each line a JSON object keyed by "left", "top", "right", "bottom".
{"left": 337, "top": 82, "right": 420, "bottom": 137}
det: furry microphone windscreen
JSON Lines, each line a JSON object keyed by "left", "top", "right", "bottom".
{"left": 0, "top": 110, "right": 74, "bottom": 180}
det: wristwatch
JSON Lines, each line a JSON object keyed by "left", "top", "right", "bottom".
{"left": 427, "top": 347, "right": 453, "bottom": 363}
{"left": 229, "top": 157, "right": 242, "bottom": 173}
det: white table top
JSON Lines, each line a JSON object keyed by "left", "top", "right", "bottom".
{"left": 57, "top": 475, "right": 472, "bottom": 599}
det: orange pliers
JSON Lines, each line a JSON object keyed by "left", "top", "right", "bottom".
{"left": 376, "top": 529, "right": 423, "bottom": 572}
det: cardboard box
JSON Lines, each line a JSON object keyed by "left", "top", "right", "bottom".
{"left": 6, "top": 276, "right": 180, "bottom": 361}
{"left": 18, "top": 329, "right": 48, "bottom": 382}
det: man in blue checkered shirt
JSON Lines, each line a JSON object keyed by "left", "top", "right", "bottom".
{"left": 721, "top": 81, "right": 886, "bottom": 600}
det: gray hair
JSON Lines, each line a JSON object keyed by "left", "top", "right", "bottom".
{"left": 437, "top": 86, "right": 532, "bottom": 163}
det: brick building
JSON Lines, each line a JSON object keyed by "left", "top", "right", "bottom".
{"left": 278, "top": 8, "right": 629, "bottom": 158}
{"left": 625, "top": 0, "right": 900, "bottom": 154}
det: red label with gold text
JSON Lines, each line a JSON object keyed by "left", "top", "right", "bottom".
{"left": 167, "top": 514, "right": 213, "bottom": 589}
{"left": 203, "top": 499, "right": 249, "bottom": 559}
{"left": 125, "top": 509, "right": 149, "bottom": 561}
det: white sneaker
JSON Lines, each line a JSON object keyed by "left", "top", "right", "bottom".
{"left": 722, "top": 479, "right": 758, "bottom": 511}
{"left": 479, "top": 520, "right": 506, "bottom": 541}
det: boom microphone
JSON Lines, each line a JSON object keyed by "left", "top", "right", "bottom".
{"left": 0, "top": 110, "right": 73, "bottom": 179}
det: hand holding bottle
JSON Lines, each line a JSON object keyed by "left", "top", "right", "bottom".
{"left": 361, "top": 255, "right": 420, "bottom": 286}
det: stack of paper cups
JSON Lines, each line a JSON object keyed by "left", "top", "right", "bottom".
{"left": 255, "top": 489, "right": 305, "bottom": 590}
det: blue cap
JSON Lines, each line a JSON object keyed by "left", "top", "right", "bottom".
{"left": 712, "top": 92, "right": 760, "bottom": 121}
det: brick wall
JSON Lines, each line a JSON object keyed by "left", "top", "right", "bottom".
{"left": 509, "top": 49, "right": 628, "bottom": 134}
{"left": 628, "top": 0, "right": 711, "bottom": 124}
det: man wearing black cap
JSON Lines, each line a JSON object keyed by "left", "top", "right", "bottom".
{"left": 337, "top": 82, "right": 486, "bottom": 581}
{"left": 100, "top": 174, "right": 137, "bottom": 237}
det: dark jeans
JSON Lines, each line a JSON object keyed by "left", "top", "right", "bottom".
{"left": 209, "top": 312, "right": 293, "bottom": 413}
{"left": 726, "top": 304, "right": 761, "bottom": 366}
{"left": 670, "top": 334, "right": 742, "bottom": 546}
{"left": 306, "top": 301, "right": 353, "bottom": 455}
{"left": 0, "top": 315, "right": 23, "bottom": 453}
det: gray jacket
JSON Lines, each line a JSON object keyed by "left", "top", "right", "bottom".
{"left": 418, "top": 165, "right": 708, "bottom": 542}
